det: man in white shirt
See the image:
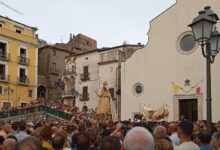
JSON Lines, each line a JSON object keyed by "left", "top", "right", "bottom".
{"left": 15, "top": 120, "right": 30, "bottom": 142}
{"left": 169, "top": 122, "right": 180, "bottom": 146}
{"left": 174, "top": 120, "right": 199, "bottom": 150}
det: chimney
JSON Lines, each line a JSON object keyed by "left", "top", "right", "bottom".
{"left": 69, "top": 33, "right": 73, "bottom": 41}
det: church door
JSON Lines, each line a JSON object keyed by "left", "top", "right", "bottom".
{"left": 179, "top": 99, "right": 198, "bottom": 121}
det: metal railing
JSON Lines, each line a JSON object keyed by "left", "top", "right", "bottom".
{"left": 17, "top": 76, "right": 29, "bottom": 85}
{"left": 62, "top": 90, "right": 78, "bottom": 96}
{"left": 79, "top": 93, "right": 89, "bottom": 101}
{"left": 18, "top": 56, "right": 29, "bottom": 65}
{"left": 0, "top": 52, "right": 10, "bottom": 61}
{"left": 80, "top": 73, "right": 90, "bottom": 81}
{"left": 63, "top": 69, "right": 76, "bottom": 76}
{"left": 0, "top": 74, "right": 9, "bottom": 82}
{"left": 0, "top": 106, "right": 72, "bottom": 121}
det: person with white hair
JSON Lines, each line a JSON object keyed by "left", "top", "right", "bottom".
{"left": 124, "top": 126, "right": 155, "bottom": 150}
{"left": 153, "top": 125, "right": 167, "bottom": 141}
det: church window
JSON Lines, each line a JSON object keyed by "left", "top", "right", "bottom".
{"left": 133, "top": 83, "right": 144, "bottom": 97}
{"left": 180, "top": 34, "right": 196, "bottom": 51}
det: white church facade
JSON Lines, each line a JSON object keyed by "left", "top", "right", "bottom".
{"left": 121, "top": 0, "right": 220, "bottom": 122}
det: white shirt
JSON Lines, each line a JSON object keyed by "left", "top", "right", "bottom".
{"left": 174, "top": 141, "right": 199, "bottom": 150}
{"left": 170, "top": 132, "right": 180, "bottom": 146}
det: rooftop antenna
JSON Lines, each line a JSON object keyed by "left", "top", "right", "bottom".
{"left": 0, "top": 1, "right": 23, "bottom": 15}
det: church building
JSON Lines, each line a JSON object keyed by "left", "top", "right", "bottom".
{"left": 121, "top": 0, "right": 220, "bottom": 122}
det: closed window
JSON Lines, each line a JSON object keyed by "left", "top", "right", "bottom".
{"left": 83, "top": 86, "right": 88, "bottom": 95}
{"left": 0, "top": 64, "right": 5, "bottom": 80}
{"left": 28, "top": 90, "right": 32, "bottom": 97}
{"left": 52, "top": 63, "right": 56, "bottom": 73}
{"left": 19, "top": 68, "right": 27, "bottom": 83}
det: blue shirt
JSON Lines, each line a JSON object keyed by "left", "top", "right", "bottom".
{"left": 200, "top": 146, "right": 213, "bottom": 150}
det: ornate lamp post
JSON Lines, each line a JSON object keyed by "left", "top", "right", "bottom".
{"left": 189, "top": 6, "right": 220, "bottom": 131}
{"left": 4, "top": 86, "right": 14, "bottom": 109}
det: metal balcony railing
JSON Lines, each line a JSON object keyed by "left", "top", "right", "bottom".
{"left": 0, "top": 52, "right": 10, "bottom": 61}
{"left": 0, "top": 74, "right": 9, "bottom": 82}
{"left": 79, "top": 93, "right": 89, "bottom": 101}
{"left": 80, "top": 73, "right": 90, "bottom": 81}
{"left": 49, "top": 68, "right": 59, "bottom": 74}
{"left": 63, "top": 69, "right": 76, "bottom": 76}
{"left": 18, "top": 56, "right": 29, "bottom": 65}
{"left": 18, "top": 76, "right": 29, "bottom": 85}
{"left": 0, "top": 106, "right": 72, "bottom": 121}
{"left": 62, "top": 90, "right": 78, "bottom": 96}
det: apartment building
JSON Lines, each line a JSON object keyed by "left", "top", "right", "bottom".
{"left": 0, "top": 15, "right": 38, "bottom": 109}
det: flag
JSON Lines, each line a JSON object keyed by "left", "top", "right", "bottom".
{"left": 196, "top": 87, "right": 201, "bottom": 94}
{"left": 172, "top": 82, "right": 180, "bottom": 92}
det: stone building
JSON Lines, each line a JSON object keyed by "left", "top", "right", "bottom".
{"left": 121, "top": 0, "right": 220, "bottom": 121}
{"left": 38, "top": 34, "right": 97, "bottom": 101}
{"left": 62, "top": 44, "right": 144, "bottom": 118}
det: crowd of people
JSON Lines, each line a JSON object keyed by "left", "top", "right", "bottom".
{"left": 0, "top": 116, "right": 220, "bottom": 150}
{"left": 0, "top": 98, "right": 78, "bottom": 114}
{"left": 0, "top": 97, "right": 220, "bottom": 150}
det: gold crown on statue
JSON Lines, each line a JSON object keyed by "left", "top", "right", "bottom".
{"left": 103, "top": 81, "right": 108, "bottom": 85}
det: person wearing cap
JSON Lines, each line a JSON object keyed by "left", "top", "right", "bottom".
{"left": 174, "top": 120, "right": 199, "bottom": 150}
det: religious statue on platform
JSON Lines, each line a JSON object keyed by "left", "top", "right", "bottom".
{"left": 139, "top": 103, "right": 169, "bottom": 121}
{"left": 95, "top": 81, "right": 117, "bottom": 121}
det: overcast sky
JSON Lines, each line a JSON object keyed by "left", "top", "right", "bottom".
{"left": 0, "top": 0, "right": 175, "bottom": 48}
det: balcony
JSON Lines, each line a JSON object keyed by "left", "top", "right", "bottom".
{"left": 18, "top": 56, "right": 29, "bottom": 65}
{"left": 80, "top": 73, "right": 90, "bottom": 81}
{"left": 49, "top": 68, "right": 59, "bottom": 75}
{"left": 63, "top": 68, "right": 76, "bottom": 76}
{"left": 62, "top": 90, "right": 79, "bottom": 98}
{"left": 79, "top": 93, "right": 89, "bottom": 101}
{"left": 18, "top": 76, "right": 29, "bottom": 85}
{"left": 0, "top": 52, "right": 10, "bottom": 61}
{"left": 0, "top": 74, "right": 9, "bottom": 82}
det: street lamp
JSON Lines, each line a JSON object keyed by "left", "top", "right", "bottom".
{"left": 189, "top": 6, "right": 220, "bottom": 131}
{"left": 4, "top": 86, "right": 14, "bottom": 109}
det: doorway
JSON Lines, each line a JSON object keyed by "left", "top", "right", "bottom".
{"left": 179, "top": 99, "right": 198, "bottom": 121}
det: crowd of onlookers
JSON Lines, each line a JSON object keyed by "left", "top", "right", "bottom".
{"left": 0, "top": 98, "right": 220, "bottom": 150}
{"left": 0, "top": 117, "right": 220, "bottom": 150}
{"left": 0, "top": 98, "right": 84, "bottom": 121}
{"left": 0, "top": 98, "right": 78, "bottom": 114}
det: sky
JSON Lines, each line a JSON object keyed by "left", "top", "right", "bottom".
{"left": 0, "top": 0, "right": 176, "bottom": 48}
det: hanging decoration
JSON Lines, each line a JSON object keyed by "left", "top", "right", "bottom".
{"left": 171, "top": 79, "right": 204, "bottom": 93}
